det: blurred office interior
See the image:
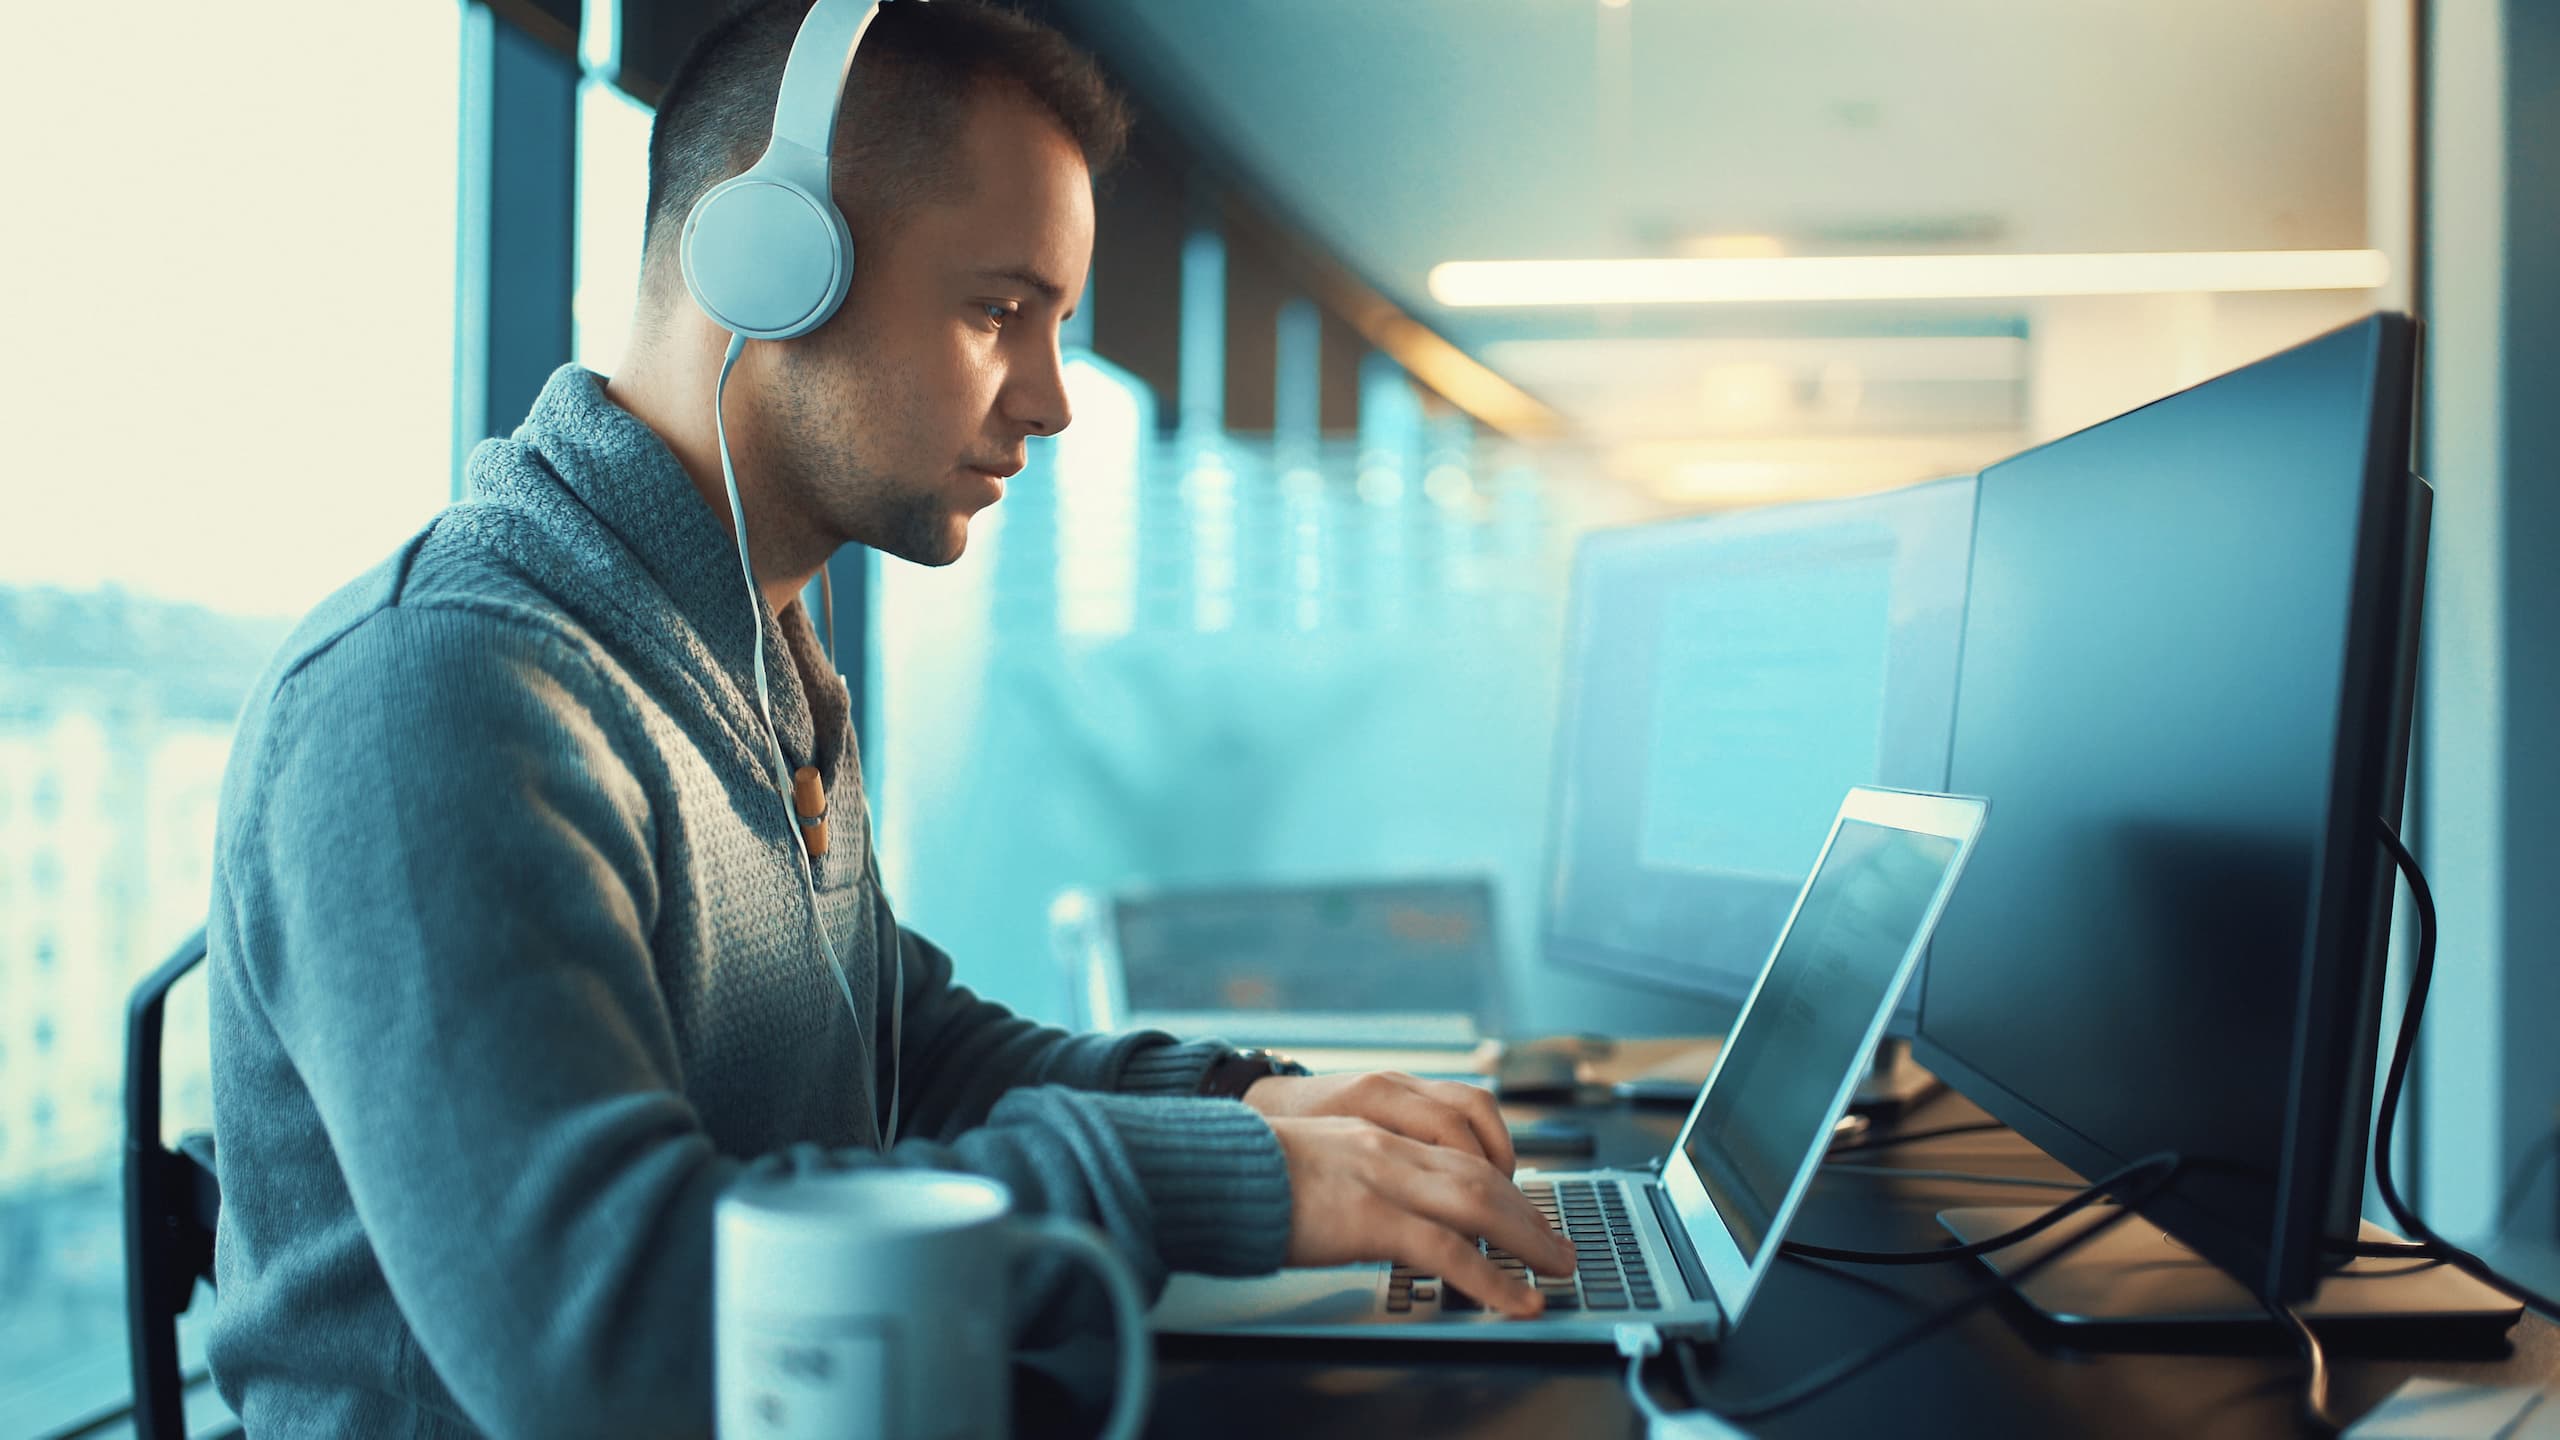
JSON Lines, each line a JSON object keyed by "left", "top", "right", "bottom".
{"left": 0, "top": 1, "right": 2553, "bottom": 1431}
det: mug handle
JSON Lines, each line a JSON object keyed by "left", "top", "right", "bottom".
{"left": 1007, "top": 1215, "right": 1153, "bottom": 1440}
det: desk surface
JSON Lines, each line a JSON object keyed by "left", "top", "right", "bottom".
{"left": 1140, "top": 1086, "right": 2560, "bottom": 1439}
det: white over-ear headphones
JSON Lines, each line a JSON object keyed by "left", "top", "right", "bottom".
{"left": 682, "top": 0, "right": 916, "bottom": 1148}
{"left": 682, "top": 0, "right": 897, "bottom": 339}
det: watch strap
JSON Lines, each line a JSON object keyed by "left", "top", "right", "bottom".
{"left": 1198, "top": 1047, "right": 1310, "bottom": 1099}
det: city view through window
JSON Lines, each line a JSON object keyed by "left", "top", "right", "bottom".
{"left": 0, "top": 5, "right": 461, "bottom": 1429}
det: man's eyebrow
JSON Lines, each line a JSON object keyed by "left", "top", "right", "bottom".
{"left": 973, "top": 265, "right": 1068, "bottom": 306}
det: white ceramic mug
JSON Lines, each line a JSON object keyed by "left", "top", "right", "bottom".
{"left": 715, "top": 1168, "right": 1151, "bottom": 1440}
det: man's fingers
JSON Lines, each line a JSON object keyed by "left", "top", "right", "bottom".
{"left": 1276, "top": 1117, "right": 1563, "bottom": 1319}
{"left": 1401, "top": 1218, "right": 1541, "bottom": 1319}
{"left": 1414, "top": 1077, "right": 1516, "bottom": 1175}
{"left": 1354, "top": 1076, "right": 1488, "bottom": 1163}
{"left": 1382, "top": 1137, "right": 1576, "bottom": 1277}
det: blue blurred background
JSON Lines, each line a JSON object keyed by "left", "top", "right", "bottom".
{"left": 5, "top": 1, "right": 2557, "bottom": 1432}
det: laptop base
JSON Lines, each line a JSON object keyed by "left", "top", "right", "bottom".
{"left": 1152, "top": 1169, "right": 1726, "bottom": 1345}
{"left": 1938, "top": 1206, "right": 2521, "bottom": 1343}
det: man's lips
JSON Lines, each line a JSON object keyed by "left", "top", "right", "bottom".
{"left": 963, "top": 460, "right": 1024, "bottom": 480}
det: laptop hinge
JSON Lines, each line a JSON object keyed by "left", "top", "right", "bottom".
{"left": 1644, "top": 1178, "right": 1715, "bottom": 1307}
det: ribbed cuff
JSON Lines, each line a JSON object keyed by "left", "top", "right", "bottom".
{"left": 1111, "top": 1035, "right": 1231, "bottom": 1096}
{"left": 1088, "top": 1095, "right": 1292, "bottom": 1276}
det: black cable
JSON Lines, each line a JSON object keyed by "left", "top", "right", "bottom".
{"left": 2272, "top": 1301, "right": 2346, "bottom": 1435}
{"left": 1649, "top": 820, "right": 2537, "bottom": 1430}
{"left": 1671, "top": 1332, "right": 1718, "bottom": 1422}
{"left": 1781, "top": 1151, "right": 2174, "bottom": 1266}
{"left": 2373, "top": 821, "right": 2560, "bottom": 1321}
{"left": 1646, "top": 820, "right": 2540, "bottom": 1429}
{"left": 1819, "top": 1164, "right": 2079, "bottom": 1191}
{"left": 1825, "top": 1120, "right": 2010, "bottom": 1157}
{"left": 1671, "top": 1154, "right": 2183, "bottom": 1422}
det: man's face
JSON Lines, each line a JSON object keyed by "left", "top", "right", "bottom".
{"left": 766, "top": 85, "right": 1091, "bottom": 566}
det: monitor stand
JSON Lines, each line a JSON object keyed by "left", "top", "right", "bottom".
{"left": 1614, "top": 1037, "right": 1941, "bottom": 1116}
{"left": 1936, "top": 1204, "right": 2521, "bottom": 1342}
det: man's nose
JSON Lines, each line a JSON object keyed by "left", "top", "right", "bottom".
{"left": 1012, "top": 343, "right": 1073, "bottom": 438}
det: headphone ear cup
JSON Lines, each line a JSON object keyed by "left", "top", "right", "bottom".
{"left": 681, "top": 173, "right": 856, "bottom": 341}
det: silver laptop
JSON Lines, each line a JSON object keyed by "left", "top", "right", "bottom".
{"left": 1055, "top": 877, "right": 1499, "bottom": 1074}
{"left": 1152, "top": 786, "right": 1987, "bottom": 1344}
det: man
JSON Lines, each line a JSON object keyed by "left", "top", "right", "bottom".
{"left": 204, "top": 3, "right": 1573, "bottom": 1435}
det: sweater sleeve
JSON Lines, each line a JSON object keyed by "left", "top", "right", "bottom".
{"left": 879, "top": 922, "right": 1286, "bottom": 1271}
{"left": 883, "top": 917, "right": 1242, "bottom": 1130}
{"left": 226, "top": 605, "right": 1288, "bottom": 1440}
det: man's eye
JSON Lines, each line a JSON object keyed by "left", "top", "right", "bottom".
{"left": 981, "top": 304, "right": 1012, "bottom": 329}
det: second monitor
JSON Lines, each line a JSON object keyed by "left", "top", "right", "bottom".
{"left": 1541, "top": 475, "right": 1974, "bottom": 1041}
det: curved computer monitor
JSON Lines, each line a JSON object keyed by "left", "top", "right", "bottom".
{"left": 1540, "top": 477, "right": 1976, "bottom": 1035}
{"left": 1914, "top": 313, "right": 2425, "bottom": 1304}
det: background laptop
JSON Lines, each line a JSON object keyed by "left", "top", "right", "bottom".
{"left": 1152, "top": 786, "right": 1987, "bottom": 1344}
{"left": 1055, "top": 876, "right": 1500, "bottom": 1073}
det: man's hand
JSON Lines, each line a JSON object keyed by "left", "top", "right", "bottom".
{"left": 1263, "top": 1116, "right": 1576, "bottom": 1319}
{"left": 1242, "top": 1071, "right": 1519, "bottom": 1175}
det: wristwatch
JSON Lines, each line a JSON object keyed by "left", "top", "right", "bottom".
{"left": 1197, "top": 1047, "right": 1312, "bottom": 1100}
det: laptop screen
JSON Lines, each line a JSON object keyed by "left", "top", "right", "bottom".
{"left": 1107, "top": 879, "right": 1498, "bottom": 1047}
{"left": 1675, "top": 818, "right": 1964, "bottom": 1260}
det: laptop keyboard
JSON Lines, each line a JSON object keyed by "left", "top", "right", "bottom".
{"left": 1385, "top": 1178, "right": 1661, "bottom": 1315}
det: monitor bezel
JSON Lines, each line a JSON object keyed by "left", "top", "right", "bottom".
{"left": 1910, "top": 312, "right": 2422, "bottom": 1303}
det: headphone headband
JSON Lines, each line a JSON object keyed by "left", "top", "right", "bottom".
{"left": 772, "top": 0, "right": 884, "bottom": 162}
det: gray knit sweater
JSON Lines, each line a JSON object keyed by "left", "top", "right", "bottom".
{"left": 204, "top": 364, "right": 1293, "bottom": 1438}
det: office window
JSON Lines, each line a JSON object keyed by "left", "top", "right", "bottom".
{"left": 575, "top": 76, "right": 654, "bottom": 377}
{"left": 873, "top": 353, "right": 1593, "bottom": 1024}
{"left": 0, "top": 2, "right": 462, "bottom": 1430}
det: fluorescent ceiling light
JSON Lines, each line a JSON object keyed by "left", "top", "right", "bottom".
{"left": 1481, "top": 335, "right": 2029, "bottom": 384}
{"left": 1428, "top": 250, "right": 2390, "bottom": 308}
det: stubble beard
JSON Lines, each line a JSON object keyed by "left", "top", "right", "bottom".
{"left": 771, "top": 349, "right": 966, "bottom": 568}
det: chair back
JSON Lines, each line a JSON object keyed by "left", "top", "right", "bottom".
{"left": 124, "top": 926, "right": 222, "bottom": 1440}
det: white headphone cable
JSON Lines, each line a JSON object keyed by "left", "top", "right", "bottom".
{"left": 713, "top": 331, "right": 900, "bottom": 1148}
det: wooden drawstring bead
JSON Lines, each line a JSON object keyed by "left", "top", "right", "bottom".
{"left": 791, "top": 765, "right": 829, "bottom": 857}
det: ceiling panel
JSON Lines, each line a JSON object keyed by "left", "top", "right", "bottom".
{"left": 1056, "top": 0, "right": 2366, "bottom": 331}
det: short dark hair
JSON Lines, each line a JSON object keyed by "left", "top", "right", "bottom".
{"left": 640, "top": 0, "right": 1129, "bottom": 288}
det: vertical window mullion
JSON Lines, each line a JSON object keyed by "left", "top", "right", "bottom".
{"left": 453, "top": 1, "right": 578, "bottom": 498}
